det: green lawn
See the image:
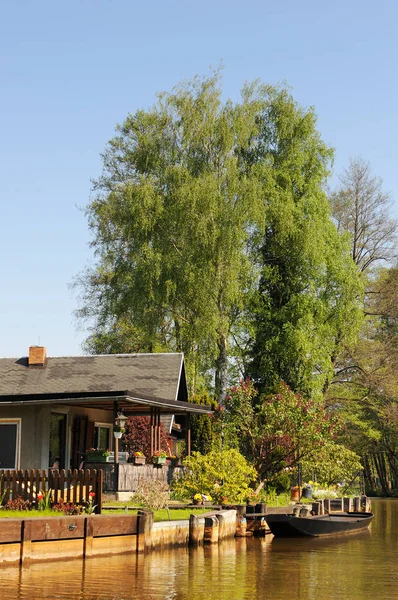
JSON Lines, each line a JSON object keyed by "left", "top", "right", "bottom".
{"left": 0, "top": 507, "right": 208, "bottom": 521}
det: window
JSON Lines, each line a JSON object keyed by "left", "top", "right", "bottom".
{"left": 0, "top": 420, "right": 21, "bottom": 469}
{"left": 94, "top": 423, "right": 112, "bottom": 450}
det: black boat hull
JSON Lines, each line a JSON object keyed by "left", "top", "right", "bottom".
{"left": 265, "top": 512, "right": 374, "bottom": 537}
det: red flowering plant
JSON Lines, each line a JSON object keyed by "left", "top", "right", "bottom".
{"left": 121, "top": 416, "right": 168, "bottom": 459}
{"left": 84, "top": 491, "right": 97, "bottom": 514}
{"left": 221, "top": 379, "right": 345, "bottom": 490}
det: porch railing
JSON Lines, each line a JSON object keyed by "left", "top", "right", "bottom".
{"left": 0, "top": 469, "right": 103, "bottom": 513}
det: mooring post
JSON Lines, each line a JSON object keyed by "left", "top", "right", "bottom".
{"left": 204, "top": 516, "right": 219, "bottom": 544}
{"left": 189, "top": 514, "right": 204, "bottom": 546}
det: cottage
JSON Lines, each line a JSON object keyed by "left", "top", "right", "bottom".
{"left": 0, "top": 346, "right": 211, "bottom": 472}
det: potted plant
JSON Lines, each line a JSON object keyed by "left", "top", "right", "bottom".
{"left": 193, "top": 493, "right": 203, "bottom": 505}
{"left": 152, "top": 450, "right": 167, "bottom": 465}
{"left": 113, "top": 426, "right": 125, "bottom": 439}
{"left": 132, "top": 451, "right": 146, "bottom": 465}
{"left": 86, "top": 448, "right": 110, "bottom": 463}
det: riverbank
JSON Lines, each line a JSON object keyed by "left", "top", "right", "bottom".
{"left": 0, "top": 496, "right": 371, "bottom": 565}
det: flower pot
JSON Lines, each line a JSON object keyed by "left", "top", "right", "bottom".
{"left": 193, "top": 499, "right": 203, "bottom": 505}
{"left": 133, "top": 456, "right": 146, "bottom": 465}
{"left": 152, "top": 456, "right": 166, "bottom": 465}
{"left": 290, "top": 486, "right": 300, "bottom": 502}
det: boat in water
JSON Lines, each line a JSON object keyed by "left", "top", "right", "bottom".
{"left": 265, "top": 511, "right": 374, "bottom": 537}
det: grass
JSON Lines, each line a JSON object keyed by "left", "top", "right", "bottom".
{"left": 0, "top": 509, "right": 73, "bottom": 518}
{"left": 0, "top": 507, "right": 208, "bottom": 521}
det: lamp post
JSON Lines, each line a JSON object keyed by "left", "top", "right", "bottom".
{"left": 114, "top": 411, "right": 127, "bottom": 464}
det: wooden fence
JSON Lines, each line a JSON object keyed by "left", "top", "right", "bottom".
{"left": 0, "top": 469, "right": 103, "bottom": 513}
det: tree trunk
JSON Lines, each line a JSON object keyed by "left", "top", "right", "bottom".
{"left": 215, "top": 332, "right": 228, "bottom": 405}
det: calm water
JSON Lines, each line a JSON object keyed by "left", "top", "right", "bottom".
{"left": 0, "top": 499, "right": 397, "bottom": 600}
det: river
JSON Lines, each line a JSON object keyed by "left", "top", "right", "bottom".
{"left": 1, "top": 499, "right": 397, "bottom": 599}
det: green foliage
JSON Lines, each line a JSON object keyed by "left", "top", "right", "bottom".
{"left": 220, "top": 378, "right": 363, "bottom": 487}
{"left": 272, "top": 472, "right": 291, "bottom": 494}
{"left": 301, "top": 442, "right": 363, "bottom": 486}
{"left": 189, "top": 392, "right": 217, "bottom": 454}
{"left": 172, "top": 449, "right": 257, "bottom": 503}
{"left": 74, "top": 71, "right": 363, "bottom": 404}
{"left": 249, "top": 145, "right": 363, "bottom": 397}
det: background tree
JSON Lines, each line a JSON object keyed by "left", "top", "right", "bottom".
{"left": 75, "top": 73, "right": 362, "bottom": 404}
{"left": 76, "top": 72, "right": 271, "bottom": 402}
{"left": 247, "top": 109, "right": 362, "bottom": 397}
{"left": 330, "top": 157, "right": 397, "bottom": 273}
{"left": 189, "top": 391, "right": 217, "bottom": 455}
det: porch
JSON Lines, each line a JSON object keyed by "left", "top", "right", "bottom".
{"left": 88, "top": 462, "right": 184, "bottom": 493}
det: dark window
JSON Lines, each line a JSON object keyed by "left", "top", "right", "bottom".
{"left": 94, "top": 425, "right": 111, "bottom": 450}
{"left": 49, "top": 413, "right": 67, "bottom": 469}
{"left": 0, "top": 422, "right": 19, "bottom": 469}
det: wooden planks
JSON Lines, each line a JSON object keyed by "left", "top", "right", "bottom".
{"left": 0, "top": 513, "right": 145, "bottom": 565}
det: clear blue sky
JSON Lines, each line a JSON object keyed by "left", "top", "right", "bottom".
{"left": 1, "top": 0, "right": 397, "bottom": 357}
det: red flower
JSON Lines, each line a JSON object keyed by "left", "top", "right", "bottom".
{"left": 37, "top": 494, "right": 44, "bottom": 500}
{"left": 89, "top": 492, "right": 96, "bottom": 498}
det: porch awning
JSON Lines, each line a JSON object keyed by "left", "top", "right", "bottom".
{"left": 0, "top": 390, "right": 213, "bottom": 415}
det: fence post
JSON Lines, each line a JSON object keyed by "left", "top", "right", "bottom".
{"left": 95, "top": 469, "right": 103, "bottom": 514}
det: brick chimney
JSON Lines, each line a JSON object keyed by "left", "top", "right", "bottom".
{"left": 28, "top": 346, "right": 47, "bottom": 367}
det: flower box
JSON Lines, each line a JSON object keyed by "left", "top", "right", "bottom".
{"left": 133, "top": 456, "right": 146, "bottom": 465}
{"left": 152, "top": 456, "right": 166, "bottom": 465}
{"left": 86, "top": 452, "right": 109, "bottom": 463}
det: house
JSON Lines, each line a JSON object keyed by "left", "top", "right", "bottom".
{"left": 0, "top": 346, "right": 211, "bottom": 471}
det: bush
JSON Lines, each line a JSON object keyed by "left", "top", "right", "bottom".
{"left": 272, "top": 472, "right": 291, "bottom": 494}
{"left": 4, "top": 497, "right": 32, "bottom": 511}
{"left": 53, "top": 499, "right": 83, "bottom": 515}
{"left": 172, "top": 449, "right": 257, "bottom": 503}
{"left": 132, "top": 480, "right": 170, "bottom": 510}
{"left": 122, "top": 416, "right": 169, "bottom": 459}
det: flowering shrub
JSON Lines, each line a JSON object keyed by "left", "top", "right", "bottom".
{"left": 193, "top": 493, "right": 212, "bottom": 502}
{"left": 53, "top": 499, "right": 83, "bottom": 515}
{"left": 173, "top": 449, "right": 257, "bottom": 503}
{"left": 4, "top": 496, "right": 31, "bottom": 511}
{"left": 153, "top": 450, "right": 167, "bottom": 458}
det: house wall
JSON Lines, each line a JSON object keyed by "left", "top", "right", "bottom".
{"left": 0, "top": 404, "right": 115, "bottom": 471}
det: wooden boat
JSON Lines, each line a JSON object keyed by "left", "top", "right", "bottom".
{"left": 265, "top": 511, "right": 374, "bottom": 537}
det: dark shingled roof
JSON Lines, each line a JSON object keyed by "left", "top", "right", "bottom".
{"left": 0, "top": 353, "right": 187, "bottom": 403}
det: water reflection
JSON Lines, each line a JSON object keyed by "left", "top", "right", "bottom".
{"left": 1, "top": 500, "right": 397, "bottom": 600}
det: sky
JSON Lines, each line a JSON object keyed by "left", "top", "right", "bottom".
{"left": 1, "top": 0, "right": 397, "bottom": 358}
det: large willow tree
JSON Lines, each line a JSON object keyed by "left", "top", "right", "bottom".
{"left": 76, "top": 72, "right": 362, "bottom": 402}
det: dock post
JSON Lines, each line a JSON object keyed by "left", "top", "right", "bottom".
{"left": 344, "top": 497, "right": 353, "bottom": 513}
{"left": 204, "top": 516, "right": 219, "bottom": 544}
{"left": 189, "top": 514, "right": 204, "bottom": 546}
{"left": 311, "top": 502, "right": 320, "bottom": 515}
